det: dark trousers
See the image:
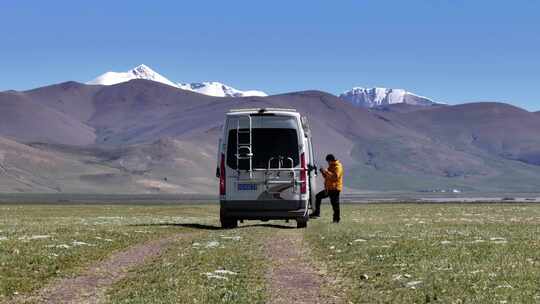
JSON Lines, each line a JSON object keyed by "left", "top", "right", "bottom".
{"left": 313, "top": 190, "right": 340, "bottom": 221}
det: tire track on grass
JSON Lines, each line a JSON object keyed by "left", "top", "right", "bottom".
{"left": 15, "top": 233, "right": 190, "bottom": 304}
{"left": 264, "top": 230, "right": 342, "bottom": 304}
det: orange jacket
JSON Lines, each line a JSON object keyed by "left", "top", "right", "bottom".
{"left": 322, "top": 160, "right": 343, "bottom": 191}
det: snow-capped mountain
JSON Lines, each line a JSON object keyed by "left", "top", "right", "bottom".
{"left": 177, "top": 81, "right": 267, "bottom": 97}
{"left": 87, "top": 64, "right": 268, "bottom": 97}
{"left": 339, "top": 87, "right": 434, "bottom": 108}
{"left": 87, "top": 64, "right": 178, "bottom": 87}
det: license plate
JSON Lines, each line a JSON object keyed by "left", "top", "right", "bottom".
{"left": 238, "top": 183, "right": 257, "bottom": 191}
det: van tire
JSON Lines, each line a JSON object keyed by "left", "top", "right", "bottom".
{"left": 296, "top": 217, "right": 308, "bottom": 229}
{"left": 221, "top": 217, "right": 238, "bottom": 229}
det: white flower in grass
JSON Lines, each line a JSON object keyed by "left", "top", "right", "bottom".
{"left": 202, "top": 272, "right": 229, "bottom": 280}
{"left": 214, "top": 269, "right": 238, "bottom": 275}
{"left": 19, "top": 235, "right": 51, "bottom": 241}
{"left": 405, "top": 280, "right": 422, "bottom": 289}
{"left": 202, "top": 269, "right": 238, "bottom": 280}
{"left": 206, "top": 241, "right": 220, "bottom": 248}
{"left": 221, "top": 236, "right": 241, "bottom": 241}
{"left": 72, "top": 241, "right": 95, "bottom": 246}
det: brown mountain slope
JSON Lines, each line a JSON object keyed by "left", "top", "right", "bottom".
{"left": 0, "top": 91, "right": 95, "bottom": 145}
{"left": 0, "top": 136, "right": 104, "bottom": 192}
{"left": 0, "top": 137, "right": 216, "bottom": 193}
{"left": 393, "top": 102, "right": 540, "bottom": 165}
{"left": 1, "top": 80, "right": 540, "bottom": 192}
{"left": 25, "top": 81, "right": 101, "bottom": 121}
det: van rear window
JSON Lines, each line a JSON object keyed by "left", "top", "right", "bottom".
{"left": 227, "top": 128, "right": 299, "bottom": 170}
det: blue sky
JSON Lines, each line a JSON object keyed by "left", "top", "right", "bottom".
{"left": 1, "top": 0, "right": 539, "bottom": 111}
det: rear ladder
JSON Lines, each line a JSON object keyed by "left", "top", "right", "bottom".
{"left": 236, "top": 115, "right": 253, "bottom": 178}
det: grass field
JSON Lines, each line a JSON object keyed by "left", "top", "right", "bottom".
{"left": 306, "top": 204, "right": 540, "bottom": 303}
{"left": 0, "top": 205, "right": 216, "bottom": 302}
{"left": 1, "top": 203, "right": 540, "bottom": 303}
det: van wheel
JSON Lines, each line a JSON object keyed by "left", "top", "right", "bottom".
{"left": 296, "top": 217, "right": 308, "bottom": 229}
{"left": 221, "top": 217, "right": 238, "bottom": 229}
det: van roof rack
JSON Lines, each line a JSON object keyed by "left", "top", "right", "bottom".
{"left": 228, "top": 108, "right": 297, "bottom": 113}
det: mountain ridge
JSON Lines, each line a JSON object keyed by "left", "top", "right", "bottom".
{"left": 88, "top": 64, "right": 268, "bottom": 98}
{"left": 1, "top": 79, "right": 539, "bottom": 193}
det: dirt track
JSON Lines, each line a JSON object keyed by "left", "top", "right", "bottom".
{"left": 14, "top": 234, "right": 187, "bottom": 304}
{"left": 10, "top": 227, "right": 342, "bottom": 304}
{"left": 264, "top": 230, "right": 341, "bottom": 304}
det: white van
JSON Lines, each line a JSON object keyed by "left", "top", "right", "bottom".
{"left": 216, "top": 108, "right": 317, "bottom": 228}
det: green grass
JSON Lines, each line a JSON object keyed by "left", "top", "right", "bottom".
{"left": 2, "top": 203, "right": 540, "bottom": 303}
{"left": 306, "top": 204, "right": 540, "bottom": 303}
{"left": 0, "top": 204, "right": 217, "bottom": 301}
{"left": 107, "top": 226, "right": 268, "bottom": 303}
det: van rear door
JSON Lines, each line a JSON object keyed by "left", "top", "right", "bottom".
{"left": 226, "top": 115, "right": 302, "bottom": 201}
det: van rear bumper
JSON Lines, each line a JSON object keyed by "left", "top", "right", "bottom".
{"left": 220, "top": 200, "right": 308, "bottom": 220}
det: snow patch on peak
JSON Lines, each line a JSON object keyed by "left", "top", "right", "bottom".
{"left": 339, "top": 87, "right": 434, "bottom": 108}
{"left": 87, "top": 65, "right": 267, "bottom": 97}
{"left": 88, "top": 64, "right": 178, "bottom": 88}
{"left": 177, "top": 81, "right": 267, "bottom": 97}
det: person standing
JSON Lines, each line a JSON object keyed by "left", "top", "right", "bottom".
{"left": 310, "top": 154, "right": 343, "bottom": 223}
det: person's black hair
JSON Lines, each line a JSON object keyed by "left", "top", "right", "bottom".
{"left": 325, "top": 154, "right": 336, "bottom": 162}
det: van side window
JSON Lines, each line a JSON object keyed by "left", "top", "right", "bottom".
{"left": 227, "top": 128, "right": 299, "bottom": 170}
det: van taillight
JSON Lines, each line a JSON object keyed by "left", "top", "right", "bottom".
{"left": 220, "top": 154, "right": 226, "bottom": 195}
{"left": 300, "top": 153, "right": 307, "bottom": 194}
